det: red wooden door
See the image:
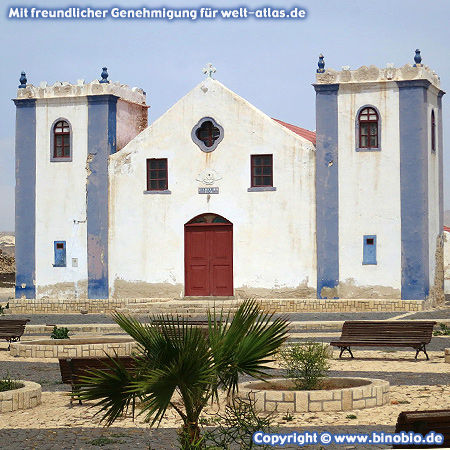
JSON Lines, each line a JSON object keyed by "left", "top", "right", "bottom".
{"left": 185, "top": 216, "right": 233, "bottom": 296}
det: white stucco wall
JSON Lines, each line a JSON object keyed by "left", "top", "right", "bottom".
{"left": 444, "top": 230, "right": 450, "bottom": 294}
{"left": 35, "top": 98, "right": 89, "bottom": 298}
{"left": 427, "top": 88, "right": 441, "bottom": 291}
{"left": 108, "top": 78, "right": 316, "bottom": 298}
{"left": 337, "top": 82, "right": 402, "bottom": 297}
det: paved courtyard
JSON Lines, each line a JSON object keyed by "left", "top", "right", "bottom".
{"left": 0, "top": 303, "right": 449, "bottom": 449}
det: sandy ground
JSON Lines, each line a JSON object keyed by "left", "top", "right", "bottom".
{"left": 0, "top": 344, "right": 449, "bottom": 449}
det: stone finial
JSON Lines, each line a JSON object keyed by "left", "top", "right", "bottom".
{"left": 414, "top": 49, "right": 422, "bottom": 67}
{"left": 202, "top": 63, "right": 216, "bottom": 78}
{"left": 317, "top": 54, "right": 325, "bottom": 73}
{"left": 100, "top": 67, "right": 109, "bottom": 83}
{"left": 19, "top": 71, "right": 27, "bottom": 88}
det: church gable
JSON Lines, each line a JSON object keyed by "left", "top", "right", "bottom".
{"left": 108, "top": 76, "right": 317, "bottom": 299}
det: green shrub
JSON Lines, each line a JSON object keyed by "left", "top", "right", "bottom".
{"left": 0, "top": 302, "right": 9, "bottom": 315}
{"left": 0, "top": 373, "right": 23, "bottom": 392}
{"left": 433, "top": 323, "right": 450, "bottom": 336}
{"left": 50, "top": 325, "right": 70, "bottom": 339}
{"left": 278, "top": 341, "right": 330, "bottom": 390}
{"left": 203, "top": 395, "right": 278, "bottom": 450}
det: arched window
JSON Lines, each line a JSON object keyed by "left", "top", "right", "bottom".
{"left": 358, "top": 107, "right": 379, "bottom": 149}
{"left": 187, "top": 213, "right": 230, "bottom": 224}
{"left": 52, "top": 120, "right": 71, "bottom": 159}
{"left": 431, "top": 110, "right": 436, "bottom": 153}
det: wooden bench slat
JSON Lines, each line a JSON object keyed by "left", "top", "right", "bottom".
{"left": 330, "top": 320, "right": 435, "bottom": 359}
{"left": 0, "top": 319, "right": 30, "bottom": 348}
{"left": 394, "top": 409, "right": 450, "bottom": 448}
{"left": 59, "top": 356, "right": 137, "bottom": 405}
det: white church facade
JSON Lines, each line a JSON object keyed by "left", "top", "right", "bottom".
{"left": 13, "top": 53, "right": 445, "bottom": 310}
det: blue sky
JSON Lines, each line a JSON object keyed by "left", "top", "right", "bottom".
{"left": 1, "top": 0, "right": 449, "bottom": 230}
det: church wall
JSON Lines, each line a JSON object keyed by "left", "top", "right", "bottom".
{"left": 14, "top": 99, "right": 36, "bottom": 299}
{"left": 108, "top": 79, "right": 317, "bottom": 298}
{"left": 34, "top": 98, "right": 89, "bottom": 298}
{"left": 116, "top": 99, "right": 148, "bottom": 152}
{"left": 444, "top": 230, "right": 450, "bottom": 294}
{"left": 337, "top": 82, "right": 402, "bottom": 297}
{"left": 427, "top": 87, "right": 444, "bottom": 303}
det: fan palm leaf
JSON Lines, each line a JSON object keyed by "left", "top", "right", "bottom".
{"left": 75, "top": 298, "right": 289, "bottom": 449}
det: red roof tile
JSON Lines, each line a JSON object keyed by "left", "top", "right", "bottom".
{"left": 272, "top": 118, "right": 316, "bottom": 145}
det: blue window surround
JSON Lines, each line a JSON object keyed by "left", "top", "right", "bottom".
{"left": 362, "top": 235, "right": 377, "bottom": 265}
{"left": 50, "top": 118, "right": 73, "bottom": 162}
{"left": 54, "top": 241, "right": 66, "bottom": 267}
{"left": 355, "top": 105, "right": 381, "bottom": 152}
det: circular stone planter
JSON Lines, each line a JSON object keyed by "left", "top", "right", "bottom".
{"left": 10, "top": 337, "right": 137, "bottom": 358}
{"left": 239, "top": 377, "right": 390, "bottom": 413}
{"left": 445, "top": 348, "right": 450, "bottom": 363}
{"left": 0, "top": 381, "right": 41, "bottom": 413}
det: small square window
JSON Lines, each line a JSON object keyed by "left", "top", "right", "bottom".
{"left": 251, "top": 154, "right": 273, "bottom": 187}
{"left": 363, "top": 235, "right": 377, "bottom": 265}
{"left": 54, "top": 241, "right": 66, "bottom": 267}
{"left": 147, "top": 158, "right": 168, "bottom": 191}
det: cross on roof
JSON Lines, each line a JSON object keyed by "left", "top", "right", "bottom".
{"left": 203, "top": 63, "right": 216, "bottom": 78}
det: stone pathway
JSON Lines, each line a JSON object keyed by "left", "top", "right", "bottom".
{"left": 1, "top": 305, "right": 450, "bottom": 449}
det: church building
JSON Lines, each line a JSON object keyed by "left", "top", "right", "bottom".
{"left": 13, "top": 52, "right": 445, "bottom": 311}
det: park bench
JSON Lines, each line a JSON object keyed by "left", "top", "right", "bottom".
{"left": 393, "top": 409, "right": 450, "bottom": 448}
{"left": 330, "top": 320, "right": 436, "bottom": 360}
{"left": 59, "top": 356, "right": 136, "bottom": 405}
{"left": 0, "top": 318, "right": 30, "bottom": 349}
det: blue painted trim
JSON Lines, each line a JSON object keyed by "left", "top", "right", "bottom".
{"left": 50, "top": 117, "right": 73, "bottom": 162}
{"left": 355, "top": 104, "right": 382, "bottom": 152}
{"left": 53, "top": 241, "right": 66, "bottom": 267}
{"left": 144, "top": 190, "right": 172, "bottom": 195}
{"left": 438, "top": 92, "right": 445, "bottom": 232}
{"left": 314, "top": 83, "right": 339, "bottom": 298}
{"left": 87, "top": 94, "right": 118, "bottom": 299}
{"left": 362, "top": 235, "right": 377, "bottom": 265}
{"left": 397, "top": 80, "right": 430, "bottom": 300}
{"left": 13, "top": 99, "right": 36, "bottom": 299}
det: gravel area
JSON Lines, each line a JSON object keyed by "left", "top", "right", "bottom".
{"left": 8, "top": 314, "right": 117, "bottom": 325}
{"left": 274, "top": 311, "right": 405, "bottom": 321}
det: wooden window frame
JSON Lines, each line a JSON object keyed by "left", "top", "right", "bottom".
{"left": 53, "top": 120, "right": 71, "bottom": 159}
{"left": 146, "top": 158, "right": 168, "bottom": 191}
{"left": 191, "top": 117, "right": 224, "bottom": 153}
{"left": 358, "top": 107, "right": 379, "bottom": 149}
{"left": 251, "top": 154, "right": 273, "bottom": 188}
{"left": 431, "top": 110, "right": 436, "bottom": 153}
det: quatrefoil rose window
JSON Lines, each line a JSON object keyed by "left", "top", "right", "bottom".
{"left": 191, "top": 117, "right": 224, "bottom": 152}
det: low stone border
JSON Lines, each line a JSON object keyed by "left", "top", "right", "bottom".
{"left": 0, "top": 381, "right": 41, "bottom": 413}
{"left": 445, "top": 348, "right": 450, "bottom": 363}
{"left": 8, "top": 297, "right": 430, "bottom": 314}
{"left": 10, "top": 338, "right": 137, "bottom": 358}
{"left": 239, "top": 377, "right": 390, "bottom": 413}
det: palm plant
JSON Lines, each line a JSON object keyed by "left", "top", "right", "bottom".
{"left": 76, "top": 299, "right": 289, "bottom": 449}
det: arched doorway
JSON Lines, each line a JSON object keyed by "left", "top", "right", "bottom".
{"left": 184, "top": 213, "right": 233, "bottom": 296}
